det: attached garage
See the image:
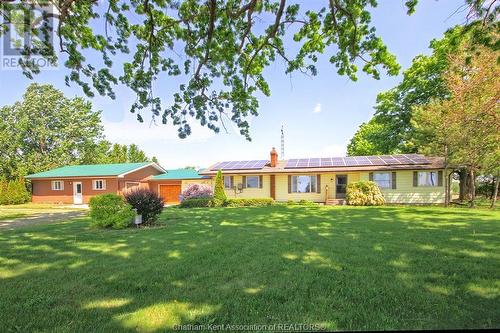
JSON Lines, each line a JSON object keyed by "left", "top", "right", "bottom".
{"left": 148, "top": 168, "right": 212, "bottom": 205}
{"left": 159, "top": 184, "right": 182, "bottom": 204}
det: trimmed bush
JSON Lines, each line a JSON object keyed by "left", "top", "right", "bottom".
{"left": 211, "top": 198, "right": 225, "bottom": 207}
{"left": 181, "top": 184, "right": 212, "bottom": 200}
{"left": 346, "top": 181, "right": 385, "bottom": 206}
{"left": 179, "top": 198, "right": 214, "bottom": 208}
{"left": 281, "top": 199, "right": 318, "bottom": 206}
{"left": 124, "top": 188, "right": 164, "bottom": 224}
{"left": 224, "top": 198, "right": 274, "bottom": 207}
{"left": 0, "top": 178, "right": 31, "bottom": 205}
{"left": 213, "top": 170, "right": 227, "bottom": 201}
{"left": 180, "top": 197, "right": 274, "bottom": 208}
{"left": 89, "top": 194, "right": 135, "bottom": 229}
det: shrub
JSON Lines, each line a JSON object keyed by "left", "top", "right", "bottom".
{"left": 0, "top": 178, "right": 31, "bottom": 205}
{"left": 124, "top": 188, "right": 164, "bottom": 224}
{"left": 180, "top": 198, "right": 274, "bottom": 208}
{"left": 89, "top": 194, "right": 135, "bottom": 229}
{"left": 211, "top": 198, "right": 225, "bottom": 207}
{"left": 179, "top": 198, "right": 214, "bottom": 208}
{"left": 346, "top": 181, "right": 385, "bottom": 206}
{"left": 224, "top": 198, "right": 274, "bottom": 207}
{"left": 0, "top": 177, "right": 7, "bottom": 205}
{"left": 282, "top": 199, "right": 318, "bottom": 206}
{"left": 181, "top": 184, "right": 212, "bottom": 200}
{"left": 213, "top": 170, "right": 227, "bottom": 201}
{"left": 298, "top": 199, "right": 318, "bottom": 206}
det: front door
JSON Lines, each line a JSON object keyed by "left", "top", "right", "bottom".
{"left": 73, "top": 182, "right": 83, "bottom": 204}
{"left": 335, "top": 175, "right": 348, "bottom": 199}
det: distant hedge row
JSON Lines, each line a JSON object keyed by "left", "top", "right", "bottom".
{"left": 0, "top": 178, "right": 31, "bottom": 205}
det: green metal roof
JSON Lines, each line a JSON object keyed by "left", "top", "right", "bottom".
{"left": 151, "top": 168, "right": 206, "bottom": 180}
{"left": 25, "top": 162, "right": 152, "bottom": 179}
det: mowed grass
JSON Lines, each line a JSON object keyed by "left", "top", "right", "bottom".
{"left": 0, "top": 203, "right": 83, "bottom": 221}
{"left": 0, "top": 205, "right": 499, "bottom": 332}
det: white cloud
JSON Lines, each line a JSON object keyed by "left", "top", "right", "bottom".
{"left": 313, "top": 103, "right": 322, "bottom": 113}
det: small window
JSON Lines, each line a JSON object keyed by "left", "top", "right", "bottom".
{"left": 93, "top": 179, "right": 106, "bottom": 190}
{"left": 418, "top": 171, "right": 438, "bottom": 186}
{"left": 246, "top": 176, "right": 260, "bottom": 188}
{"left": 223, "top": 176, "right": 232, "bottom": 189}
{"left": 51, "top": 181, "right": 63, "bottom": 191}
{"left": 373, "top": 172, "right": 391, "bottom": 189}
{"left": 292, "top": 175, "right": 317, "bottom": 193}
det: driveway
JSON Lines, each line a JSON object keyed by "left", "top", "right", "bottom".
{"left": 0, "top": 211, "right": 87, "bottom": 230}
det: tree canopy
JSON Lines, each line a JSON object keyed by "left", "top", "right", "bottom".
{"left": 1, "top": 1, "right": 497, "bottom": 140}
{"left": 347, "top": 21, "right": 498, "bottom": 156}
{"left": 0, "top": 83, "right": 103, "bottom": 179}
{"left": 94, "top": 142, "right": 158, "bottom": 164}
{"left": 0, "top": 83, "right": 157, "bottom": 179}
{"left": 413, "top": 44, "right": 499, "bottom": 202}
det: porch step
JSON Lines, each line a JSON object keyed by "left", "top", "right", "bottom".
{"left": 325, "top": 199, "right": 346, "bottom": 206}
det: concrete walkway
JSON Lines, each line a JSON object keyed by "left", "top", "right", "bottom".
{"left": 0, "top": 211, "right": 87, "bottom": 230}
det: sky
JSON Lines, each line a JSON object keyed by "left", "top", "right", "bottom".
{"left": 0, "top": 1, "right": 467, "bottom": 169}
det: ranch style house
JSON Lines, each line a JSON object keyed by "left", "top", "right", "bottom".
{"left": 25, "top": 148, "right": 447, "bottom": 205}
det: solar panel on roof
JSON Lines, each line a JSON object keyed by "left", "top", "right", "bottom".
{"left": 344, "top": 157, "right": 358, "bottom": 166}
{"left": 211, "top": 160, "right": 268, "bottom": 170}
{"left": 287, "top": 159, "right": 299, "bottom": 168}
{"left": 380, "top": 156, "right": 400, "bottom": 164}
{"left": 353, "top": 156, "right": 371, "bottom": 166}
{"left": 283, "top": 154, "right": 431, "bottom": 169}
{"left": 320, "top": 158, "right": 331, "bottom": 165}
{"left": 331, "top": 157, "right": 345, "bottom": 166}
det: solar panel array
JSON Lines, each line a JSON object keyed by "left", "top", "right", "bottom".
{"left": 285, "top": 154, "right": 430, "bottom": 169}
{"left": 211, "top": 160, "right": 268, "bottom": 171}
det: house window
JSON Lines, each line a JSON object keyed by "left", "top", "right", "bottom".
{"left": 418, "top": 171, "right": 438, "bottom": 186}
{"left": 292, "top": 175, "right": 317, "bottom": 193}
{"left": 51, "top": 181, "right": 63, "bottom": 191}
{"left": 373, "top": 172, "right": 391, "bottom": 189}
{"left": 93, "top": 179, "right": 106, "bottom": 190}
{"left": 223, "top": 176, "right": 232, "bottom": 189}
{"left": 246, "top": 176, "right": 260, "bottom": 188}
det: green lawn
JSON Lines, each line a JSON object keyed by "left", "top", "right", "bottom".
{"left": 0, "top": 205, "right": 499, "bottom": 331}
{"left": 0, "top": 203, "right": 83, "bottom": 221}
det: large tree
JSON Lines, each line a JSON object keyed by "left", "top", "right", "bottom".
{"left": 413, "top": 45, "right": 500, "bottom": 207}
{"left": 0, "top": 1, "right": 496, "bottom": 140}
{"left": 0, "top": 83, "right": 103, "bottom": 179}
{"left": 93, "top": 142, "right": 157, "bottom": 164}
{"left": 347, "top": 21, "right": 498, "bottom": 156}
{"left": 0, "top": 84, "right": 158, "bottom": 180}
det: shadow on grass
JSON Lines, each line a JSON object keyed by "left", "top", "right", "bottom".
{"left": 0, "top": 205, "right": 499, "bottom": 331}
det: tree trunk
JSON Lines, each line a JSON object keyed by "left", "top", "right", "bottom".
{"left": 444, "top": 169, "right": 449, "bottom": 207}
{"left": 490, "top": 177, "right": 496, "bottom": 200}
{"left": 447, "top": 171, "right": 453, "bottom": 205}
{"left": 491, "top": 176, "right": 499, "bottom": 209}
{"left": 469, "top": 169, "right": 476, "bottom": 207}
{"left": 458, "top": 168, "right": 470, "bottom": 202}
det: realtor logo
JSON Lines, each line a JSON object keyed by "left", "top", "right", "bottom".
{"left": 1, "top": 1, "right": 59, "bottom": 71}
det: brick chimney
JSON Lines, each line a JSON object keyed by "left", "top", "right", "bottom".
{"left": 270, "top": 147, "right": 278, "bottom": 167}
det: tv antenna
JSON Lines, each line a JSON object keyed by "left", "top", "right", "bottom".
{"left": 281, "top": 125, "right": 285, "bottom": 159}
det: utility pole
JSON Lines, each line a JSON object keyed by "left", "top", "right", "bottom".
{"left": 280, "top": 125, "right": 285, "bottom": 160}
